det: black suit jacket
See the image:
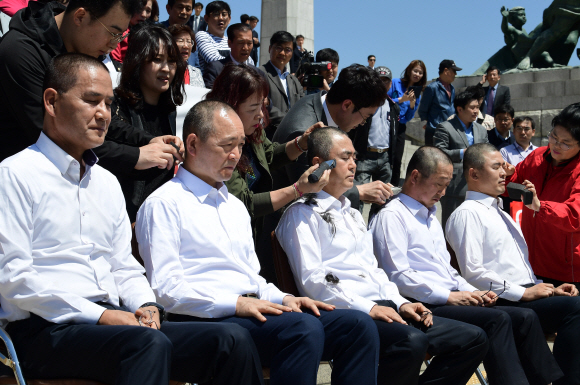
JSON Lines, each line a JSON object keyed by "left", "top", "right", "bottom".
{"left": 203, "top": 55, "right": 266, "bottom": 89}
{"left": 272, "top": 93, "right": 362, "bottom": 207}
{"left": 260, "top": 61, "right": 304, "bottom": 127}
{"left": 251, "top": 29, "right": 259, "bottom": 65}
{"left": 480, "top": 84, "right": 511, "bottom": 116}
{"left": 188, "top": 14, "right": 207, "bottom": 34}
{"left": 289, "top": 47, "right": 304, "bottom": 74}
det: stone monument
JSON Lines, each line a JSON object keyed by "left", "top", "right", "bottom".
{"left": 474, "top": 1, "right": 580, "bottom": 75}
{"left": 259, "top": 0, "right": 314, "bottom": 66}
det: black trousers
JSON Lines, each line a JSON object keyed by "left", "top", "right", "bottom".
{"left": 497, "top": 296, "right": 580, "bottom": 385}
{"left": 390, "top": 122, "right": 407, "bottom": 187}
{"left": 6, "top": 304, "right": 263, "bottom": 385}
{"left": 374, "top": 300, "right": 488, "bottom": 385}
{"left": 430, "top": 305, "right": 563, "bottom": 385}
{"left": 171, "top": 309, "right": 379, "bottom": 385}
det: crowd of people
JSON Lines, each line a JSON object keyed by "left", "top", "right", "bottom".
{"left": 0, "top": 1, "right": 580, "bottom": 385}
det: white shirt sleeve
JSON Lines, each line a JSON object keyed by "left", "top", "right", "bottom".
{"left": 373, "top": 209, "right": 452, "bottom": 305}
{"left": 446, "top": 209, "right": 526, "bottom": 301}
{"left": 136, "top": 196, "right": 240, "bottom": 318}
{"left": 276, "top": 205, "right": 378, "bottom": 314}
{"left": 0, "top": 168, "right": 106, "bottom": 324}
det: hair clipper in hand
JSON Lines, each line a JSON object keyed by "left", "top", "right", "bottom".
{"left": 308, "top": 159, "right": 336, "bottom": 183}
{"left": 506, "top": 182, "right": 533, "bottom": 205}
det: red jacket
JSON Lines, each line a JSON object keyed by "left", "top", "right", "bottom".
{"left": 506, "top": 147, "right": 580, "bottom": 282}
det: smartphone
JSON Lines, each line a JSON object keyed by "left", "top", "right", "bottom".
{"left": 408, "top": 86, "right": 423, "bottom": 97}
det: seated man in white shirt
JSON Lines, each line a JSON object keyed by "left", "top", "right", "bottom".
{"left": 447, "top": 143, "right": 580, "bottom": 385}
{"left": 276, "top": 127, "right": 489, "bottom": 385}
{"left": 136, "top": 101, "right": 380, "bottom": 385}
{"left": 370, "top": 145, "right": 563, "bottom": 385}
{"left": 0, "top": 53, "right": 262, "bottom": 385}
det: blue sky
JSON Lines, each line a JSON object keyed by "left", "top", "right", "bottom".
{"left": 159, "top": 0, "right": 580, "bottom": 80}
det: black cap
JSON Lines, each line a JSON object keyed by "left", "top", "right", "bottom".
{"left": 375, "top": 66, "right": 392, "bottom": 79}
{"left": 439, "top": 59, "right": 462, "bottom": 73}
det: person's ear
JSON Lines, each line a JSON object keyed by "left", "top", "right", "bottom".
{"left": 43, "top": 88, "right": 58, "bottom": 118}
{"left": 72, "top": 7, "right": 88, "bottom": 27}
{"left": 227, "top": 39, "right": 233, "bottom": 49}
{"left": 312, "top": 156, "right": 322, "bottom": 166}
{"left": 204, "top": 14, "right": 209, "bottom": 23}
{"left": 342, "top": 99, "right": 354, "bottom": 112}
{"left": 468, "top": 167, "right": 478, "bottom": 181}
{"left": 410, "top": 169, "right": 420, "bottom": 185}
{"left": 186, "top": 133, "right": 198, "bottom": 157}
{"left": 166, "top": 4, "right": 171, "bottom": 14}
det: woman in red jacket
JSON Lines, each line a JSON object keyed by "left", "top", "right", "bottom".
{"left": 506, "top": 103, "right": 580, "bottom": 289}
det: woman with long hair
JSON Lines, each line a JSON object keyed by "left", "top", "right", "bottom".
{"left": 95, "top": 23, "right": 185, "bottom": 222}
{"left": 388, "top": 59, "right": 427, "bottom": 185}
{"left": 206, "top": 63, "right": 328, "bottom": 239}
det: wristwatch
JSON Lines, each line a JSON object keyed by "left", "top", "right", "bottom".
{"left": 139, "top": 302, "right": 166, "bottom": 323}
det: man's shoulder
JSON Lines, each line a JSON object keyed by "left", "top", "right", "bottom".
{"left": 0, "top": 146, "right": 45, "bottom": 175}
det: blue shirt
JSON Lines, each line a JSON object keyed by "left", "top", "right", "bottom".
{"left": 457, "top": 118, "right": 474, "bottom": 159}
{"left": 388, "top": 78, "right": 422, "bottom": 124}
{"left": 418, "top": 79, "right": 455, "bottom": 129}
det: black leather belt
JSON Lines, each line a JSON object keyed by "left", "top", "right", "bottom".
{"left": 367, "top": 147, "right": 389, "bottom": 153}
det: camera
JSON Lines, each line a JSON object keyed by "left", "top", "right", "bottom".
{"left": 295, "top": 50, "right": 332, "bottom": 90}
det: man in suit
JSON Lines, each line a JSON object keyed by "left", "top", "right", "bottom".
{"left": 433, "top": 89, "right": 489, "bottom": 227}
{"left": 249, "top": 16, "right": 260, "bottom": 66}
{"left": 290, "top": 34, "right": 306, "bottom": 74}
{"left": 190, "top": 3, "right": 207, "bottom": 33}
{"left": 480, "top": 66, "right": 511, "bottom": 117}
{"left": 419, "top": 60, "right": 460, "bottom": 146}
{"left": 203, "top": 23, "right": 262, "bottom": 88}
{"left": 261, "top": 31, "right": 304, "bottom": 139}
{"left": 488, "top": 104, "right": 515, "bottom": 150}
{"left": 367, "top": 55, "right": 376, "bottom": 69}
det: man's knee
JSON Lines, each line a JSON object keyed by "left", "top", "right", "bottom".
{"left": 456, "top": 323, "right": 488, "bottom": 350}
{"left": 484, "top": 309, "right": 512, "bottom": 334}
{"left": 136, "top": 327, "right": 173, "bottom": 357}
{"left": 335, "top": 309, "right": 378, "bottom": 343}
{"left": 509, "top": 307, "right": 540, "bottom": 334}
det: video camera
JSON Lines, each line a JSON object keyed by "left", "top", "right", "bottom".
{"left": 295, "top": 50, "right": 332, "bottom": 90}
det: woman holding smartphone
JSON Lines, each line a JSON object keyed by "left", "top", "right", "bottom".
{"left": 387, "top": 60, "right": 427, "bottom": 185}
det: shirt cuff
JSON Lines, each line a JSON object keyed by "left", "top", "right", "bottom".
{"left": 267, "top": 291, "right": 291, "bottom": 306}
{"left": 212, "top": 293, "right": 241, "bottom": 318}
{"left": 355, "top": 297, "right": 380, "bottom": 315}
{"left": 503, "top": 283, "right": 527, "bottom": 302}
{"left": 460, "top": 149, "right": 465, "bottom": 160}
{"left": 79, "top": 302, "right": 108, "bottom": 325}
{"left": 390, "top": 294, "right": 411, "bottom": 311}
{"left": 426, "top": 286, "right": 452, "bottom": 306}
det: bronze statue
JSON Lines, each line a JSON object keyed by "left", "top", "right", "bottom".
{"left": 474, "top": 1, "right": 580, "bottom": 74}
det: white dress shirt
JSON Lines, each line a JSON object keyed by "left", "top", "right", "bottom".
{"left": 446, "top": 191, "right": 541, "bottom": 302}
{"left": 276, "top": 191, "right": 408, "bottom": 314}
{"left": 0, "top": 133, "right": 154, "bottom": 327}
{"left": 321, "top": 94, "right": 338, "bottom": 128}
{"left": 500, "top": 141, "right": 538, "bottom": 166}
{"left": 136, "top": 167, "right": 288, "bottom": 318}
{"left": 369, "top": 194, "right": 477, "bottom": 305}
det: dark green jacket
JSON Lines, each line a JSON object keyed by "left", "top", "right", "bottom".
{"left": 225, "top": 131, "right": 292, "bottom": 241}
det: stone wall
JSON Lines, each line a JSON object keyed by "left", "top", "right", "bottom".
{"left": 405, "top": 67, "right": 580, "bottom": 147}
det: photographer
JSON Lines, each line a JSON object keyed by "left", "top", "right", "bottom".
{"left": 305, "top": 48, "right": 339, "bottom": 95}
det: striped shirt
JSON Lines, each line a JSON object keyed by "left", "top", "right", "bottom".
{"left": 195, "top": 31, "right": 230, "bottom": 74}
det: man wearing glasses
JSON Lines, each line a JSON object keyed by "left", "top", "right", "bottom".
{"left": 500, "top": 116, "right": 537, "bottom": 166}
{"left": 370, "top": 145, "right": 563, "bottom": 385}
{"left": 260, "top": 30, "right": 305, "bottom": 138}
{"left": 195, "top": 0, "right": 231, "bottom": 74}
{"left": 448, "top": 143, "right": 580, "bottom": 385}
{"left": 489, "top": 104, "right": 515, "bottom": 150}
{"left": 0, "top": 0, "right": 157, "bottom": 162}
{"left": 367, "top": 55, "right": 376, "bottom": 69}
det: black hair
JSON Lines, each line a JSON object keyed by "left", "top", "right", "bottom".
{"left": 194, "top": 2, "right": 203, "bottom": 8}
{"left": 44, "top": 53, "right": 109, "bottom": 95}
{"left": 486, "top": 66, "right": 500, "bottom": 75}
{"left": 116, "top": 22, "right": 185, "bottom": 113}
{"left": 306, "top": 126, "right": 348, "bottom": 166}
{"left": 326, "top": 64, "right": 387, "bottom": 112}
{"left": 368, "top": 55, "right": 375, "bottom": 60}
{"left": 65, "top": 0, "right": 142, "bottom": 19}
{"left": 183, "top": 100, "right": 235, "bottom": 142}
{"left": 205, "top": 1, "right": 230, "bottom": 16}
{"left": 167, "top": 0, "right": 193, "bottom": 7}
{"left": 494, "top": 104, "right": 515, "bottom": 118}
{"left": 270, "top": 31, "right": 294, "bottom": 46}
{"left": 454, "top": 90, "right": 479, "bottom": 113}
{"left": 405, "top": 146, "right": 453, "bottom": 179}
{"left": 240, "top": 14, "right": 249, "bottom": 23}
{"left": 463, "top": 143, "right": 499, "bottom": 179}
{"left": 295, "top": 34, "right": 304, "bottom": 40}
{"left": 552, "top": 102, "right": 580, "bottom": 142}
{"left": 316, "top": 48, "right": 339, "bottom": 64}
{"left": 227, "top": 23, "right": 252, "bottom": 41}
{"left": 465, "top": 84, "right": 485, "bottom": 101}
{"left": 249, "top": 16, "right": 259, "bottom": 22}
{"left": 513, "top": 116, "right": 536, "bottom": 131}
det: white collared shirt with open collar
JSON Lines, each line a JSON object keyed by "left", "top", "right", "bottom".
{"left": 136, "top": 167, "right": 289, "bottom": 319}
{"left": 369, "top": 193, "right": 477, "bottom": 305}
{"left": 321, "top": 93, "right": 338, "bottom": 128}
{"left": 0, "top": 132, "right": 155, "bottom": 327}
{"left": 446, "top": 191, "right": 541, "bottom": 302}
{"left": 276, "top": 191, "right": 408, "bottom": 315}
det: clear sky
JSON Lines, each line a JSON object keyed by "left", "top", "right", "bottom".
{"left": 158, "top": 0, "right": 580, "bottom": 80}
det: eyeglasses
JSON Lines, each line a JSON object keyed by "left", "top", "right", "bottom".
{"left": 547, "top": 131, "right": 578, "bottom": 151}
{"left": 358, "top": 110, "right": 367, "bottom": 125}
{"left": 175, "top": 38, "right": 194, "bottom": 46}
{"left": 273, "top": 45, "right": 293, "bottom": 54}
{"left": 481, "top": 281, "right": 506, "bottom": 300}
{"left": 210, "top": 11, "right": 230, "bottom": 19}
{"left": 96, "top": 17, "right": 128, "bottom": 44}
{"left": 514, "top": 126, "right": 533, "bottom": 133}
{"left": 496, "top": 118, "right": 513, "bottom": 123}
{"left": 138, "top": 309, "right": 158, "bottom": 329}
{"left": 369, "top": 59, "right": 376, "bottom": 62}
